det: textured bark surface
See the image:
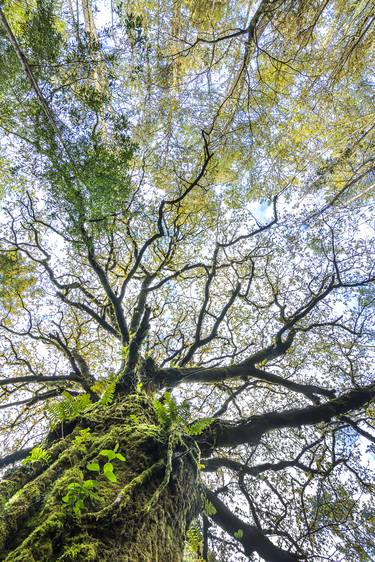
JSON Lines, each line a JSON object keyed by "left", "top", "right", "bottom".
{"left": 0, "top": 393, "right": 200, "bottom": 562}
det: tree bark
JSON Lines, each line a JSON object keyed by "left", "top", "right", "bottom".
{"left": 0, "top": 393, "right": 200, "bottom": 561}
{"left": 201, "top": 382, "right": 375, "bottom": 451}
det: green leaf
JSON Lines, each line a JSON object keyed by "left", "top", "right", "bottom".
{"left": 204, "top": 500, "right": 217, "bottom": 516}
{"left": 99, "top": 449, "right": 116, "bottom": 461}
{"left": 47, "top": 392, "right": 92, "bottom": 428}
{"left": 73, "top": 503, "right": 81, "bottom": 515}
{"left": 104, "top": 471, "right": 117, "bottom": 483}
{"left": 22, "top": 446, "right": 51, "bottom": 465}
{"left": 103, "top": 462, "right": 117, "bottom": 483}
{"left": 187, "top": 417, "right": 215, "bottom": 436}
{"left": 83, "top": 479, "right": 96, "bottom": 489}
{"left": 87, "top": 462, "right": 100, "bottom": 472}
{"left": 234, "top": 529, "right": 244, "bottom": 539}
{"left": 115, "top": 453, "right": 126, "bottom": 462}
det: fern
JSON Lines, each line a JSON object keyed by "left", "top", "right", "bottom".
{"left": 152, "top": 397, "right": 168, "bottom": 426}
{"left": 153, "top": 393, "right": 214, "bottom": 436}
{"left": 178, "top": 399, "right": 191, "bottom": 422}
{"left": 186, "top": 417, "right": 214, "bottom": 436}
{"left": 47, "top": 391, "right": 92, "bottom": 428}
{"left": 73, "top": 428, "right": 92, "bottom": 446}
{"left": 22, "top": 446, "right": 51, "bottom": 465}
{"left": 185, "top": 521, "right": 203, "bottom": 555}
{"left": 153, "top": 391, "right": 179, "bottom": 429}
{"left": 99, "top": 380, "right": 116, "bottom": 407}
{"left": 204, "top": 500, "right": 217, "bottom": 516}
{"left": 90, "top": 373, "right": 117, "bottom": 409}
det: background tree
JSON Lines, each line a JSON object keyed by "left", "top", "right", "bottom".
{"left": 0, "top": 1, "right": 374, "bottom": 561}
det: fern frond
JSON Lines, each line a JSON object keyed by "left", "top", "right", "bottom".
{"left": 153, "top": 398, "right": 168, "bottom": 426}
{"left": 22, "top": 446, "right": 51, "bottom": 465}
{"left": 47, "top": 392, "right": 92, "bottom": 428}
{"left": 99, "top": 380, "right": 116, "bottom": 407}
{"left": 187, "top": 417, "right": 215, "bottom": 436}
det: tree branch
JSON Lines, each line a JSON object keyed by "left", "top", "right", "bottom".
{"left": 155, "top": 362, "right": 334, "bottom": 401}
{"left": 0, "top": 448, "right": 32, "bottom": 469}
{"left": 205, "top": 488, "right": 301, "bottom": 561}
{"left": 201, "top": 383, "right": 375, "bottom": 451}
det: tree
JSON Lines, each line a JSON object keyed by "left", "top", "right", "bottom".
{"left": 0, "top": 1, "right": 374, "bottom": 561}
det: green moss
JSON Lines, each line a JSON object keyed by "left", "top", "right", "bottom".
{"left": 1, "top": 393, "right": 200, "bottom": 562}
{"left": 56, "top": 537, "right": 98, "bottom": 561}
{"left": 4, "top": 513, "right": 64, "bottom": 561}
{"left": 33, "top": 539, "right": 53, "bottom": 559}
{"left": 6, "top": 513, "right": 64, "bottom": 562}
{"left": 4, "top": 548, "right": 36, "bottom": 562}
{"left": 0, "top": 480, "right": 18, "bottom": 509}
{"left": 49, "top": 467, "right": 84, "bottom": 499}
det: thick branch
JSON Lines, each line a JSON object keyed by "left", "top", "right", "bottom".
{"left": 155, "top": 363, "right": 333, "bottom": 401}
{"left": 0, "top": 448, "right": 32, "bottom": 469}
{"left": 0, "top": 389, "right": 62, "bottom": 410}
{"left": 201, "top": 383, "right": 375, "bottom": 451}
{"left": 0, "top": 374, "right": 74, "bottom": 387}
{"left": 116, "top": 305, "right": 152, "bottom": 393}
{"left": 203, "top": 437, "right": 326, "bottom": 476}
{"left": 205, "top": 488, "right": 300, "bottom": 562}
{"left": 85, "top": 245, "right": 130, "bottom": 344}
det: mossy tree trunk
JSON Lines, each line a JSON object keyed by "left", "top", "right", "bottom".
{"left": 0, "top": 393, "right": 201, "bottom": 562}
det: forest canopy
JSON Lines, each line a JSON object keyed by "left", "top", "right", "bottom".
{"left": 0, "top": 1, "right": 374, "bottom": 561}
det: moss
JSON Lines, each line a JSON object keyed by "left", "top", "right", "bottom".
{"left": 0, "top": 461, "right": 67, "bottom": 552}
{"left": 3, "top": 548, "right": 36, "bottom": 562}
{"left": 1, "top": 393, "right": 201, "bottom": 562}
{"left": 0, "top": 480, "right": 18, "bottom": 510}
{"left": 33, "top": 539, "right": 53, "bottom": 560}
{"left": 4, "top": 513, "right": 64, "bottom": 561}
{"left": 56, "top": 536, "right": 98, "bottom": 561}
{"left": 49, "top": 467, "right": 84, "bottom": 499}
{"left": 0, "top": 481, "right": 41, "bottom": 552}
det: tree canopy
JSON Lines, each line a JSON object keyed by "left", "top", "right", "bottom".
{"left": 0, "top": 1, "right": 374, "bottom": 561}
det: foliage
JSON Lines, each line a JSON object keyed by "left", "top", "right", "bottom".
{"left": 73, "top": 428, "right": 92, "bottom": 446}
{"left": 22, "top": 446, "right": 51, "bottom": 466}
{"left": 204, "top": 501, "right": 217, "bottom": 517}
{"left": 0, "top": 0, "right": 374, "bottom": 560}
{"left": 0, "top": 250, "right": 37, "bottom": 313}
{"left": 187, "top": 417, "right": 215, "bottom": 437}
{"left": 47, "top": 392, "right": 92, "bottom": 428}
{"left": 98, "top": 380, "right": 116, "bottom": 407}
{"left": 153, "top": 392, "right": 214, "bottom": 436}
{"left": 185, "top": 520, "right": 203, "bottom": 555}
{"left": 87, "top": 443, "right": 126, "bottom": 483}
{"left": 152, "top": 392, "right": 187, "bottom": 429}
{"left": 234, "top": 529, "right": 243, "bottom": 539}
{"left": 62, "top": 478, "right": 99, "bottom": 516}
{"left": 63, "top": 444, "right": 125, "bottom": 515}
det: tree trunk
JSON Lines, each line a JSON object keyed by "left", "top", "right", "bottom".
{"left": 0, "top": 393, "right": 201, "bottom": 561}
